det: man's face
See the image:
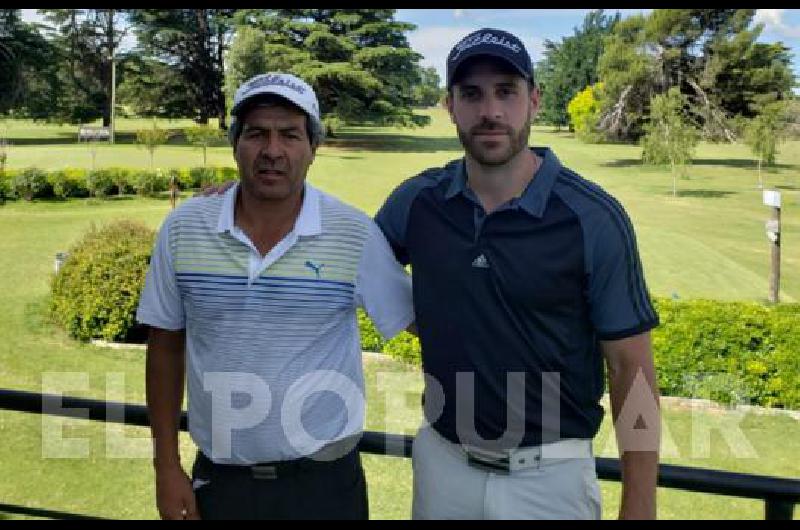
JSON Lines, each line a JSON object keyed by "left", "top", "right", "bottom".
{"left": 447, "top": 59, "right": 540, "bottom": 167}
{"left": 234, "top": 104, "right": 315, "bottom": 202}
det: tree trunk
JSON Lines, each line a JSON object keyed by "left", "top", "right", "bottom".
{"left": 757, "top": 156, "right": 763, "bottom": 189}
{"left": 671, "top": 161, "right": 677, "bottom": 198}
{"left": 103, "top": 9, "right": 115, "bottom": 130}
{"left": 217, "top": 25, "right": 227, "bottom": 130}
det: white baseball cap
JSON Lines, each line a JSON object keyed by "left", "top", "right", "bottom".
{"left": 229, "top": 72, "right": 323, "bottom": 146}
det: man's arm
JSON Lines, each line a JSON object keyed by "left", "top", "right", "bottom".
{"left": 601, "top": 332, "right": 660, "bottom": 520}
{"left": 146, "top": 327, "right": 199, "bottom": 520}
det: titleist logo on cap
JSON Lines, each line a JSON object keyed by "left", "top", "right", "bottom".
{"left": 450, "top": 32, "right": 521, "bottom": 61}
{"left": 242, "top": 74, "right": 307, "bottom": 96}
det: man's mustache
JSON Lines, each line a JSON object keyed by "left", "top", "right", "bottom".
{"left": 470, "top": 121, "right": 512, "bottom": 135}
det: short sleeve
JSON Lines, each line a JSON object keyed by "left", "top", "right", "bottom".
{"left": 136, "top": 213, "right": 185, "bottom": 330}
{"left": 354, "top": 221, "right": 414, "bottom": 340}
{"left": 587, "top": 206, "right": 659, "bottom": 340}
{"left": 375, "top": 184, "right": 413, "bottom": 266}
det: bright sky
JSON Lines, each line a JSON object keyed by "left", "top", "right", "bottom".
{"left": 398, "top": 9, "right": 800, "bottom": 91}
{"left": 19, "top": 9, "right": 800, "bottom": 93}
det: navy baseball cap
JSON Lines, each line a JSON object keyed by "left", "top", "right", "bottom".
{"left": 446, "top": 28, "right": 534, "bottom": 88}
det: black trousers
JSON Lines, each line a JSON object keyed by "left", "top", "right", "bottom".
{"left": 191, "top": 449, "right": 369, "bottom": 520}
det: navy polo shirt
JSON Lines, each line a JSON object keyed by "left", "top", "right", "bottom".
{"left": 375, "top": 147, "right": 659, "bottom": 449}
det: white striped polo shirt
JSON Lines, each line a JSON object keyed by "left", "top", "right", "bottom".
{"left": 137, "top": 183, "right": 414, "bottom": 464}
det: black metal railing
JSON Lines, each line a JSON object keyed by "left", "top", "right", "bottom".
{"left": 0, "top": 388, "right": 797, "bottom": 520}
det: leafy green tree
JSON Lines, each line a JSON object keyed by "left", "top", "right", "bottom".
{"left": 597, "top": 10, "right": 795, "bottom": 142}
{"left": 596, "top": 14, "right": 660, "bottom": 140}
{"left": 742, "top": 101, "right": 787, "bottom": 189}
{"left": 567, "top": 82, "right": 604, "bottom": 143}
{"left": 230, "top": 9, "right": 428, "bottom": 128}
{"left": 412, "top": 66, "right": 443, "bottom": 108}
{"left": 223, "top": 25, "right": 268, "bottom": 112}
{"left": 641, "top": 87, "right": 700, "bottom": 197}
{"left": 135, "top": 123, "right": 171, "bottom": 169}
{"left": 0, "top": 10, "right": 61, "bottom": 118}
{"left": 535, "top": 10, "right": 619, "bottom": 129}
{"left": 116, "top": 55, "right": 196, "bottom": 119}
{"left": 184, "top": 125, "right": 225, "bottom": 167}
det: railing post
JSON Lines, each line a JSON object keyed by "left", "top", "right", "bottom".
{"left": 765, "top": 498, "right": 795, "bottom": 520}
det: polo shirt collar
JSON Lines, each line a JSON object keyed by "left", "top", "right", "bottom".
{"left": 216, "top": 181, "right": 322, "bottom": 236}
{"left": 444, "top": 147, "right": 562, "bottom": 218}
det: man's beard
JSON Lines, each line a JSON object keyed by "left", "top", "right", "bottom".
{"left": 456, "top": 113, "right": 531, "bottom": 167}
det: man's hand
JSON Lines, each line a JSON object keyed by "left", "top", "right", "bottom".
{"left": 200, "top": 180, "right": 237, "bottom": 196}
{"left": 155, "top": 463, "right": 200, "bottom": 520}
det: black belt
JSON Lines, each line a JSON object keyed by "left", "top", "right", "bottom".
{"left": 196, "top": 437, "right": 360, "bottom": 480}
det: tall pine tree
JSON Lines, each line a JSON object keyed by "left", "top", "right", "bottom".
{"left": 228, "top": 9, "right": 428, "bottom": 127}
{"left": 129, "top": 9, "right": 237, "bottom": 128}
{"left": 39, "top": 9, "right": 128, "bottom": 125}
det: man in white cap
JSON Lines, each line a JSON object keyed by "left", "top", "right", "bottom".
{"left": 137, "top": 72, "right": 415, "bottom": 519}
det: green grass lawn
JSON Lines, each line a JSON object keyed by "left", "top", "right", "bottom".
{"left": 4, "top": 108, "right": 799, "bottom": 300}
{"left": 0, "top": 108, "right": 798, "bottom": 519}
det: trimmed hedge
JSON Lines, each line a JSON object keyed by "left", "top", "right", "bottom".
{"left": 44, "top": 217, "right": 800, "bottom": 409}
{"left": 48, "top": 169, "right": 91, "bottom": 199}
{"left": 360, "top": 299, "right": 800, "bottom": 409}
{"left": 12, "top": 167, "right": 50, "bottom": 200}
{"left": 50, "top": 220, "right": 155, "bottom": 342}
{"left": 652, "top": 298, "right": 800, "bottom": 409}
{"left": 1, "top": 166, "right": 239, "bottom": 200}
{"left": 0, "top": 171, "right": 11, "bottom": 203}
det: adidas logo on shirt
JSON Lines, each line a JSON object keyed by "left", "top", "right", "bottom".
{"left": 472, "top": 254, "right": 490, "bottom": 269}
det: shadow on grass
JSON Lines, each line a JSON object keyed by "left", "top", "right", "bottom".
{"left": 5, "top": 130, "right": 228, "bottom": 147}
{"left": 603, "top": 158, "right": 796, "bottom": 170}
{"left": 315, "top": 152, "right": 365, "bottom": 160}
{"left": 4, "top": 134, "right": 79, "bottom": 146}
{"left": 776, "top": 184, "right": 800, "bottom": 191}
{"left": 668, "top": 189, "right": 738, "bottom": 198}
{"left": 325, "top": 132, "right": 462, "bottom": 153}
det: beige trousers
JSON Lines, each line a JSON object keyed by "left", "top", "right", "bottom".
{"left": 411, "top": 425, "right": 602, "bottom": 519}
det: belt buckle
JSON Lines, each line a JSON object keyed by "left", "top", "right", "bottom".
{"left": 251, "top": 464, "right": 278, "bottom": 480}
{"left": 464, "top": 446, "right": 510, "bottom": 475}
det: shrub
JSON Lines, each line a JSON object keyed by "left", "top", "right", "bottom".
{"left": 0, "top": 171, "right": 12, "bottom": 202}
{"left": 358, "top": 309, "right": 386, "bottom": 353}
{"left": 86, "top": 169, "right": 116, "bottom": 198}
{"left": 356, "top": 297, "right": 800, "bottom": 409}
{"left": 132, "top": 169, "right": 169, "bottom": 197}
{"left": 322, "top": 115, "right": 344, "bottom": 137}
{"left": 50, "top": 220, "right": 156, "bottom": 342}
{"left": 357, "top": 311, "right": 421, "bottom": 365}
{"left": 382, "top": 331, "right": 421, "bottom": 366}
{"left": 567, "top": 83, "right": 605, "bottom": 143}
{"left": 107, "top": 167, "right": 133, "bottom": 196}
{"left": 169, "top": 168, "right": 194, "bottom": 191}
{"left": 189, "top": 166, "right": 215, "bottom": 189}
{"left": 12, "top": 167, "right": 51, "bottom": 200}
{"left": 48, "top": 169, "right": 90, "bottom": 199}
{"left": 651, "top": 297, "right": 800, "bottom": 409}
{"left": 211, "top": 166, "right": 238, "bottom": 185}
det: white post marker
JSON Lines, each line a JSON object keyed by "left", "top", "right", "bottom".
{"left": 762, "top": 190, "right": 781, "bottom": 303}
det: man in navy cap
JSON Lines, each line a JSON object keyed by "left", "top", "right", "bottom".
{"left": 376, "top": 28, "right": 661, "bottom": 519}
